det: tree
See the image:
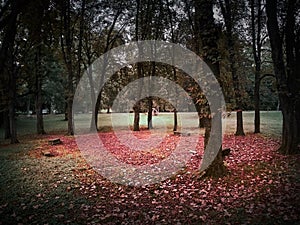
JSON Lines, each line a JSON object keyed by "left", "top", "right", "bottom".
{"left": 249, "top": 0, "right": 270, "bottom": 133}
{"left": 0, "top": 0, "right": 28, "bottom": 143}
{"left": 59, "top": 0, "right": 76, "bottom": 135}
{"left": 57, "top": 0, "right": 91, "bottom": 135}
{"left": 25, "top": 0, "right": 51, "bottom": 134}
{"left": 94, "top": 7, "right": 124, "bottom": 131}
{"left": 193, "top": 0, "right": 226, "bottom": 176}
{"left": 218, "top": 0, "right": 245, "bottom": 136}
{"left": 166, "top": 0, "right": 179, "bottom": 131}
{"left": 266, "top": 0, "right": 300, "bottom": 154}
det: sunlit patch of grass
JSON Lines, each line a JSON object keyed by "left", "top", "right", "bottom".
{"left": 224, "top": 111, "right": 282, "bottom": 137}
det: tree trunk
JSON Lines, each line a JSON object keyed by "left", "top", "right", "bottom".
{"left": 235, "top": 110, "right": 245, "bottom": 136}
{"left": 148, "top": 97, "right": 153, "bottom": 129}
{"left": 198, "top": 116, "right": 205, "bottom": 128}
{"left": 66, "top": 57, "right": 74, "bottom": 135}
{"left": 86, "top": 65, "right": 97, "bottom": 132}
{"left": 0, "top": 111, "right": 2, "bottom": 127}
{"left": 3, "top": 110, "right": 11, "bottom": 139}
{"left": 202, "top": 115, "right": 226, "bottom": 177}
{"left": 133, "top": 61, "right": 143, "bottom": 131}
{"left": 194, "top": 0, "right": 226, "bottom": 177}
{"left": 266, "top": 0, "right": 300, "bottom": 154}
{"left": 250, "top": 0, "right": 263, "bottom": 134}
{"left": 148, "top": 62, "right": 156, "bottom": 130}
{"left": 8, "top": 70, "right": 19, "bottom": 144}
{"left": 67, "top": 82, "right": 74, "bottom": 135}
{"left": 35, "top": 47, "right": 45, "bottom": 135}
{"left": 279, "top": 98, "right": 299, "bottom": 154}
{"left": 173, "top": 109, "right": 178, "bottom": 131}
{"left": 219, "top": 0, "right": 245, "bottom": 136}
{"left": 26, "top": 98, "right": 31, "bottom": 115}
{"left": 0, "top": 0, "right": 21, "bottom": 143}
{"left": 254, "top": 72, "right": 260, "bottom": 133}
{"left": 94, "top": 91, "right": 102, "bottom": 131}
{"left": 60, "top": 0, "right": 74, "bottom": 135}
{"left": 36, "top": 77, "right": 45, "bottom": 134}
{"left": 66, "top": 60, "right": 74, "bottom": 135}
{"left": 133, "top": 101, "right": 140, "bottom": 131}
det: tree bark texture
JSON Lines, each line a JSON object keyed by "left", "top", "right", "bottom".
{"left": 194, "top": 0, "right": 226, "bottom": 177}
{"left": 250, "top": 0, "right": 263, "bottom": 134}
{"left": 219, "top": 0, "right": 245, "bottom": 136}
{"left": 266, "top": 0, "right": 300, "bottom": 154}
{"left": 148, "top": 97, "right": 153, "bottom": 129}
{"left": 35, "top": 46, "right": 46, "bottom": 135}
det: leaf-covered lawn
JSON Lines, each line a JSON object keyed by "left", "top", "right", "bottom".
{"left": 0, "top": 132, "right": 299, "bottom": 224}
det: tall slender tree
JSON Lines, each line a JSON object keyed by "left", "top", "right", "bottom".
{"left": 218, "top": 0, "right": 245, "bottom": 136}
{"left": 249, "top": 0, "right": 270, "bottom": 133}
{"left": 266, "top": 0, "right": 300, "bottom": 154}
{"left": 59, "top": 0, "right": 75, "bottom": 135}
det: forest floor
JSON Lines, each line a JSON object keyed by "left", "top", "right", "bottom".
{"left": 0, "top": 112, "right": 299, "bottom": 224}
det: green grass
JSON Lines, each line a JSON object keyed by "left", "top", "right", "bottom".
{"left": 224, "top": 111, "right": 282, "bottom": 137}
{"left": 0, "top": 111, "right": 282, "bottom": 141}
{"left": 0, "top": 114, "right": 67, "bottom": 138}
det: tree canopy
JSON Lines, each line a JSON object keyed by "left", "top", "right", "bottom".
{"left": 0, "top": 0, "right": 299, "bottom": 156}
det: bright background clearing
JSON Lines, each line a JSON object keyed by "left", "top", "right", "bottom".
{"left": 0, "top": 111, "right": 282, "bottom": 141}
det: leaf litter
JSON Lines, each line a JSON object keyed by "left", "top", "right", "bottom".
{"left": 0, "top": 131, "right": 299, "bottom": 224}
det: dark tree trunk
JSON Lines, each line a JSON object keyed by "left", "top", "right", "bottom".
{"left": 35, "top": 46, "right": 45, "bottom": 135}
{"left": 86, "top": 65, "right": 97, "bottom": 131}
{"left": 219, "top": 0, "right": 245, "bottom": 136}
{"left": 280, "top": 100, "right": 299, "bottom": 154}
{"left": 60, "top": 0, "right": 74, "bottom": 135}
{"left": 92, "top": 8, "right": 121, "bottom": 130}
{"left": 173, "top": 109, "right": 178, "bottom": 131}
{"left": 235, "top": 110, "right": 245, "bottom": 136}
{"left": 148, "top": 97, "right": 153, "bottom": 129}
{"left": 148, "top": 62, "right": 156, "bottom": 130}
{"left": 250, "top": 0, "right": 263, "bottom": 134}
{"left": 94, "top": 90, "right": 102, "bottom": 131}
{"left": 133, "top": 101, "right": 140, "bottom": 131}
{"left": 198, "top": 116, "right": 205, "bottom": 128}
{"left": 266, "top": 0, "right": 300, "bottom": 154}
{"left": 26, "top": 98, "right": 31, "bottom": 115}
{"left": 194, "top": 0, "right": 226, "bottom": 177}
{"left": 67, "top": 82, "right": 74, "bottom": 135}
{"left": 36, "top": 79, "right": 45, "bottom": 134}
{"left": 202, "top": 115, "right": 225, "bottom": 177}
{"left": 0, "top": 111, "right": 2, "bottom": 127}
{"left": 133, "top": 62, "right": 143, "bottom": 131}
{"left": 166, "top": 0, "right": 178, "bottom": 132}
{"left": 8, "top": 70, "right": 19, "bottom": 144}
{"left": 4, "top": 110, "right": 11, "bottom": 139}
{"left": 254, "top": 72, "right": 260, "bottom": 133}
{"left": 0, "top": 0, "right": 22, "bottom": 143}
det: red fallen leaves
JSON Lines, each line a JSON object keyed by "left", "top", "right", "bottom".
{"left": 26, "top": 131, "right": 300, "bottom": 224}
{"left": 28, "top": 134, "right": 79, "bottom": 158}
{"left": 99, "top": 131, "right": 182, "bottom": 165}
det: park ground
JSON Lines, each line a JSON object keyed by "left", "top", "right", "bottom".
{"left": 0, "top": 111, "right": 299, "bottom": 224}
